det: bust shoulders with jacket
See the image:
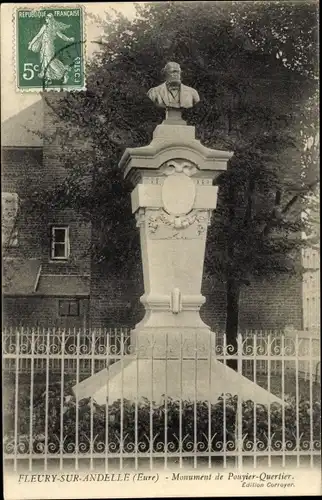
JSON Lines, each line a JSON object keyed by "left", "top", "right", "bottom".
{"left": 147, "top": 82, "right": 200, "bottom": 109}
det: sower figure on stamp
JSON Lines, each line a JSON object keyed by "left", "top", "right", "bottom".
{"left": 147, "top": 62, "right": 200, "bottom": 116}
{"left": 28, "top": 13, "right": 74, "bottom": 84}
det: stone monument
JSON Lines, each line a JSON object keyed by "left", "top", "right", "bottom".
{"left": 73, "top": 63, "right": 282, "bottom": 406}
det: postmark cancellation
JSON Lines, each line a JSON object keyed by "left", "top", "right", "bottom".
{"left": 15, "top": 5, "right": 85, "bottom": 91}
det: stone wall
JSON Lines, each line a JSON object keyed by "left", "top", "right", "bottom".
{"left": 2, "top": 147, "right": 91, "bottom": 274}
{"left": 239, "top": 275, "right": 303, "bottom": 330}
{"left": 89, "top": 261, "right": 145, "bottom": 328}
{"left": 202, "top": 275, "right": 303, "bottom": 333}
{"left": 3, "top": 296, "right": 89, "bottom": 329}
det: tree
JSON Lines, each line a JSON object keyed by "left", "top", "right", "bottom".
{"left": 23, "top": 1, "right": 319, "bottom": 363}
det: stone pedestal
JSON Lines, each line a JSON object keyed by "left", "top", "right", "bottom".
{"left": 123, "top": 120, "right": 231, "bottom": 356}
{"left": 73, "top": 117, "right": 283, "bottom": 406}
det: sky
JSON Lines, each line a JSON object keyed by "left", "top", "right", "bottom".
{"left": 1, "top": 2, "right": 137, "bottom": 122}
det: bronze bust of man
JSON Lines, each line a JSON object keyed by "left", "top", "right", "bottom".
{"left": 147, "top": 62, "right": 200, "bottom": 109}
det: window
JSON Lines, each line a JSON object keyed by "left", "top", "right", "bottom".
{"left": 2, "top": 192, "right": 19, "bottom": 247}
{"left": 51, "top": 226, "right": 70, "bottom": 260}
{"left": 59, "top": 299, "right": 79, "bottom": 317}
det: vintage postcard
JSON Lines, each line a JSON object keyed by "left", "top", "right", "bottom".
{"left": 1, "top": 2, "right": 320, "bottom": 499}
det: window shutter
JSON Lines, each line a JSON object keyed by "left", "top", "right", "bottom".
{"left": 59, "top": 299, "right": 79, "bottom": 316}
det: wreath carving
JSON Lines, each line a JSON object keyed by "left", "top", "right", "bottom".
{"left": 148, "top": 210, "right": 207, "bottom": 235}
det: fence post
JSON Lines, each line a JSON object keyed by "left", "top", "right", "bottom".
{"left": 207, "top": 328, "right": 212, "bottom": 469}
{"left": 90, "top": 328, "right": 95, "bottom": 471}
{"left": 75, "top": 327, "right": 80, "bottom": 471}
{"left": 267, "top": 331, "right": 272, "bottom": 468}
{"left": 237, "top": 332, "right": 243, "bottom": 470}
{"left": 120, "top": 327, "right": 124, "bottom": 471}
{"left": 135, "top": 328, "right": 139, "bottom": 471}
{"left": 281, "top": 333, "right": 286, "bottom": 468}
{"left": 179, "top": 331, "right": 183, "bottom": 469}
{"left": 60, "top": 328, "right": 66, "bottom": 471}
{"left": 149, "top": 330, "right": 154, "bottom": 471}
{"left": 193, "top": 329, "right": 198, "bottom": 469}
{"left": 309, "top": 334, "right": 314, "bottom": 468}
{"left": 223, "top": 331, "right": 227, "bottom": 469}
{"left": 44, "top": 326, "right": 50, "bottom": 472}
{"left": 164, "top": 331, "right": 169, "bottom": 470}
{"left": 29, "top": 327, "right": 35, "bottom": 471}
{"left": 104, "top": 327, "right": 109, "bottom": 473}
{"left": 13, "top": 326, "right": 20, "bottom": 472}
{"left": 253, "top": 331, "right": 257, "bottom": 469}
{"left": 295, "top": 331, "right": 300, "bottom": 468}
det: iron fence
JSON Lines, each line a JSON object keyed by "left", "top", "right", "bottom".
{"left": 2, "top": 327, "right": 321, "bottom": 472}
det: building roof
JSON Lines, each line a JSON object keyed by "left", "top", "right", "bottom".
{"left": 36, "top": 275, "right": 90, "bottom": 296}
{"left": 2, "top": 101, "right": 43, "bottom": 147}
{"left": 3, "top": 259, "right": 90, "bottom": 296}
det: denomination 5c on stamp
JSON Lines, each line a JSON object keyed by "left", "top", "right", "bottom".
{"left": 15, "top": 6, "right": 85, "bottom": 91}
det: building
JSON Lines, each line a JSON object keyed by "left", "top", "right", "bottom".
{"left": 2, "top": 99, "right": 91, "bottom": 329}
{"left": 2, "top": 95, "right": 318, "bottom": 331}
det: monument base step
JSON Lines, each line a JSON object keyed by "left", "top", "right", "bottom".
{"left": 73, "top": 357, "right": 283, "bottom": 406}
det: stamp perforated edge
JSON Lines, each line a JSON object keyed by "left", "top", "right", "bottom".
{"left": 13, "top": 3, "right": 87, "bottom": 93}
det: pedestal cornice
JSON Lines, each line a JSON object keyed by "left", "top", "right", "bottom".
{"left": 119, "top": 123, "right": 233, "bottom": 180}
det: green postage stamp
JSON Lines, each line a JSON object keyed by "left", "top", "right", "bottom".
{"left": 15, "top": 5, "right": 85, "bottom": 91}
